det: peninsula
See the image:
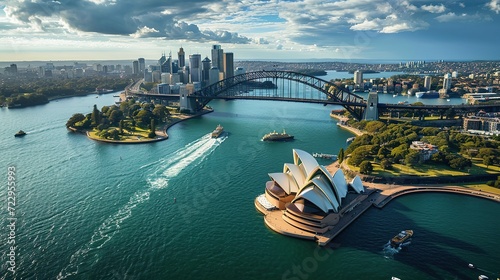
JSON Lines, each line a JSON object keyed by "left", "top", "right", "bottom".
{"left": 66, "top": 99, "right": 211, "bottom": 144}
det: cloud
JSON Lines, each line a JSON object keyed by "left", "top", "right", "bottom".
{"left": 380, "top": 22, "right": 414, "bottom": 33}
{"left": 421, "top": 4, "right": 446, "bottom": 13}
{"left": 435, "top": 12, "right": 484, "bottom": 22}
{"left": 3, "top": 0, "right": 252, "bottom": 44}
{"left": 487, "top": 0, "right": 500, "bottom": 14}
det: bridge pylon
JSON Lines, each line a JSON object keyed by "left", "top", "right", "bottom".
{"left": 180, "top": 93, "right": 197, "bottom": 113}
{"left": 364, "top": 92, "right": 378, "bottom": 120}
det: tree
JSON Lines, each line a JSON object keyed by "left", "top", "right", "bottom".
{"left": 150, "top": 118, "right": 155, "bottom": 131}
{"left": 483, "top": 156, "right": 493, "bottom": 168}
{"left": 404, "top": 150, "right": 421, "bottom": 166}
{"left": 338, "top": 148, "right": 345, "bottom": 164}
{"left": 152, "top": 104, "right": 167, "bottom": 121}
{"left": 391, "top": 144, "right": 409, "bottom": 163}
{"left": 359, "top": 161, "right": 373, "bottom": 174}
{"left": 119, "top": 120, "right": 124, "bottom": 134}
{"left": 134, "top": 110, "right": 153, "bottom": 126}
{"left": 91, "top": 104, "right": 101, "bottom": 127}
{"left": 349, "top": 145, "right": 374, "bottom": 167}
{"left": 380, "top": 159, "right": 392, "bottom": 170}
{"left": 109, "top": 109, "right": 123, "bottom": 125}
{"left": 66, "top": 113, "right": 85, "bottom": 128}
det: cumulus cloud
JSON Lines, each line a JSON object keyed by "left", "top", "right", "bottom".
{"left": 435, "top": 12, "right": 484, "bottom": 22}
{"left": 3, "top": 0, "right": 251, "bottom": 43}
{"left": 487, "top": 0, "right": 500, "bottom": 14}
{"left": 421, "top": 4, "right": 446, "bottom": 13}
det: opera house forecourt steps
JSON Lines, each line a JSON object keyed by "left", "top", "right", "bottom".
{"left": 255, "top": 149, "right": 369, "bottom": 246}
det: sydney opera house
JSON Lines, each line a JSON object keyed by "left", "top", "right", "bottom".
{"left": 255, "top": 149, "right": 367, "bottom": 244}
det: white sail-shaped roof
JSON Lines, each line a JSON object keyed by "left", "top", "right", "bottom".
{"left": 268, "top": 172, "right": 299, "bottom": 194}
{"left": 349, "top": 176, "right": 365, "bottom": 193}
{"left": 294, "top": 186, "right": 331, "bottom": 213}
{"left": 268, "top": 149, "right": 365, "bottom": 214}
{"left": 283, "top": 163, "right": 306, "bottom": 187}
{"left": 294, "top": 179, "right": 340, "bottom": 213}
{"left": 293, "top": 149, "right": 319, "bottom": 178}
{"left": 332, "top": 169, "right": 348, "bottom": 199}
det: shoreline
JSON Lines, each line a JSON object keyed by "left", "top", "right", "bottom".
{"left": 330, "top": 113, "right": 364, "bottom": 136}
{"left": 83, "top": 109, "right": 213, "bottom": 144}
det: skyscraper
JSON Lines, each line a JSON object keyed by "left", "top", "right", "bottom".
{"left": 202, "top": 57, "right": 211, "bottom": 86}
{"left": 211, "top": 45, "right": 224, "bottom": 74}
{"left": 224, "top": 52, "right": 234, "bottom": 79}
{"left": 178, "top": 47, "right": 185, "bottom": 68}
{"left": 132, "top": 60, "right": 139, "bottom": 75}
{"left": 354, "top": 70, "right": 363, "bottom": 88}
{"left": 138, "top": 58, "right": 145, "bottom": 74}
{"left": 424, "top": 76, "right": 432, "bottom": 90}
{"left": 189, "top": 54, "right": 202, "bottom": 83}
{"left": 443, "top": 73, "right": 452, "bottom": 90}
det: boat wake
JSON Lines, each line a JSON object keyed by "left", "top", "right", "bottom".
{"left": 381, "top": 240, "right": 411, "bottom": 258}
{"left": 56, "top": 133, "right": 227, "bottom": 279}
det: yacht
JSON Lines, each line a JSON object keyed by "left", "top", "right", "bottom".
{"left": 391, "top": 230, "right": 413, "bottom": 248}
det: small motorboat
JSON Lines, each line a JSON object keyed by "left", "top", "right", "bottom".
{"left": 14, "top": 130, "right": 26, "bottom": 137}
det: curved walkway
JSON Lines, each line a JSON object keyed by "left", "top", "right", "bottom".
{"left": 365, "top": 182, "right": 500, "bottom": 208}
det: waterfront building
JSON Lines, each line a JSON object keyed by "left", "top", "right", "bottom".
{"left": 443, "top": 73, "right": 452, "bottom": 90}
{"left": 256, "top": 149, "right": 365, "bottom": 238}
{"left": 354, "top": 70, "right": 363, "bottom": 88}
{"left": 224, "top": 52, "right": 234, "bottom": 79}
{"left": 177, "top": 48, "right": 185, "bottom": 68}
{"left": 424, "top": 76, "right": 432, "bottom": 90}
{"left": 189, "top": 54, "right": 202, "bottom": 83}
{"left": 211, "top": 45, "right": 224, "bottom": 75}
{"left": 138, "top": 58, "right": 145, "bottom": 74}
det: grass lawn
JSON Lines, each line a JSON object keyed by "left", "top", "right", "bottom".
{"left": 352, "top": 161, "right": 500, "bottom": 177}
{"left": 88, "top": 125, "right": 156, "bottom": 141}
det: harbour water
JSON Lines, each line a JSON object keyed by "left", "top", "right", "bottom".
{"left": 1, "top": 78, "right": 499, "bottom": 279}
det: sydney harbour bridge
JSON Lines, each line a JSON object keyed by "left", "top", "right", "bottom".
{"left": 132, "top": 70, "right": 500, "bottom": 121}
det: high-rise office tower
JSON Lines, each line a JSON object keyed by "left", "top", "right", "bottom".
{"left": 132, "top": 60, "right": 139, "bottom": 75}
{"left": 223, "top": 52, "right": 234, "bottom": 79}
{"left": 178, "top": 47, "right": 185, "bottom": 68}
{"left": 211, "top": 45, "right": 224, "bottom": 74}
{"left": 138, "top": 58, "right": 145, "bottom": 73}
{"left": 202, "top": 57, "right": 211, "bottom": 86}
{"left": 189, "top": 54, "right": 202, "bottom": 83}
{"left": 160, "top": 53, "right": 172, "bottom": 74}
{"left": 424, "top": 76, "right": 432, "bottom": 90}
{"left": 209, "top": 67, "right": 220, "bottom": 85}
{"left": 443, "top": 73, "right": 452, "bottom": 90}
{"left": 354, "top": 70, "right": 363, "bottom": 87}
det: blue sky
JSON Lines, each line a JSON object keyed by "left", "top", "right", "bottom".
{"left": 1, "top": 0, "right": 499, "bottom": 61}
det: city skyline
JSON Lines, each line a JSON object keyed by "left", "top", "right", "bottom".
{"left": 1, "top": 0, "right": 500, "bottom": 62}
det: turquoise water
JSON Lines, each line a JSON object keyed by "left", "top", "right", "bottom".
{"left": 1, "top": 88, "right": 498, "bottom": 279}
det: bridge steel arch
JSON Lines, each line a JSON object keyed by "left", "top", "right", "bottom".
{"left": 190, "top": 70, "right": 367, "bottom": 120}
